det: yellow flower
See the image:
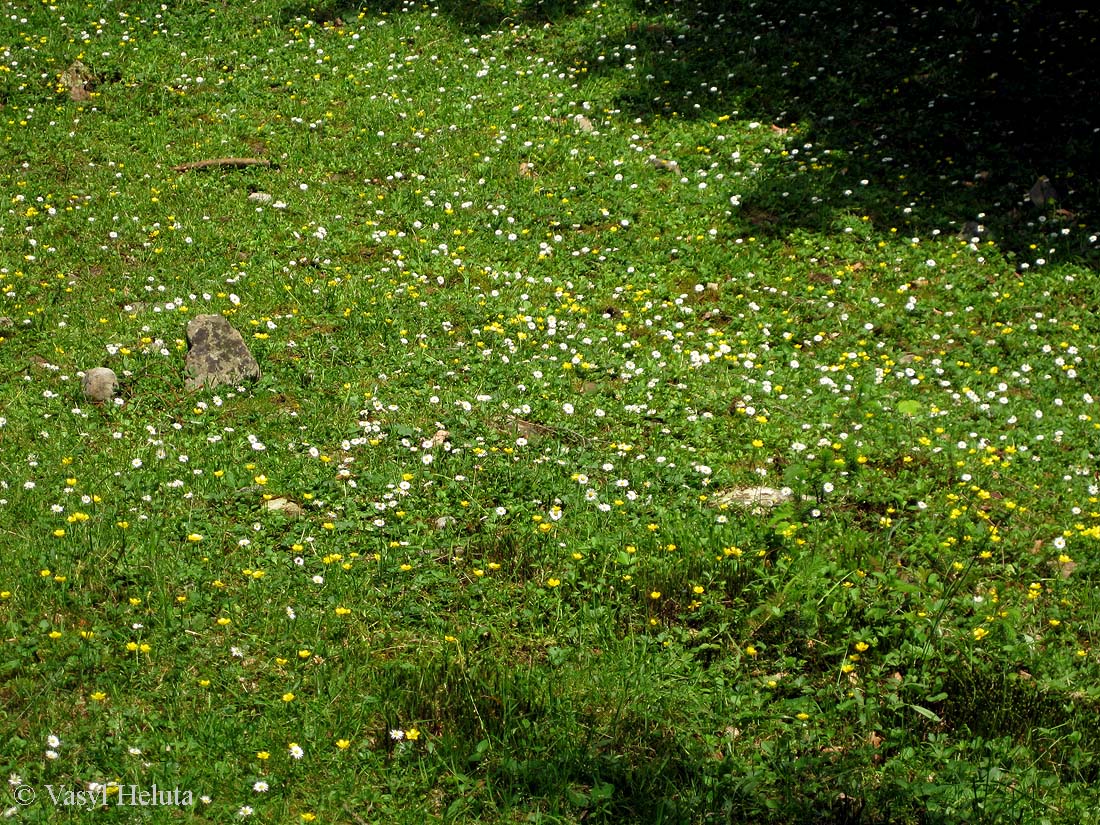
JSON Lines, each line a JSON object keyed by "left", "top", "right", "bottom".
{"left": 216, "top": 617, "right": 231, "bottom": 626}
{"left": 796, "top": 712, "right": 810, "bottom": 721}
{"left": 90, "top": 691, "right": 107, "bottom": 701}
{"left": 405, "top": 728, "right": 420, "bottom": 741}
{"left": 336, "top": 739, "right": 350, "bottom": 750}
{"left": 649, "top": 591, "right": 661, "bottom": 600}
{"left": 186, "top": 533, "right": 203, "bottom": 542}
{"left": 49, "top": 631, "right": 63, "bottom": 639}
{"left": 334, "top": 607, "right": 351, "bottom": 616}
{"left": 745, "top": 645, "right": 758, "bottom": 657}
{"left": 692, "top": 585, "right": 704, "bottom": 595}
{"left": 546, "top": 578, "right": 560, "bottom": 588}
{"left": 973, "top": 627, "right": 989, "bottom": 641}
{"left": 282, "top": 692, "right": 295, "bottom": 702}
{"left": 854, "top": 641, "right": 869, "bottom": 652}
{"left": 298, "top": 650, "right": 311, "bottom": 659}
{"left": 257, "top": 751, "right": 270, "bottom": 760}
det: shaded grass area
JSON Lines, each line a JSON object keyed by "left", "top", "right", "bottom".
{"left": 606, "top": 0, "right": 1100, "bottom": 261}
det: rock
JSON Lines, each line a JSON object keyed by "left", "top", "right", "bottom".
{"left": 248, "top": 191, "right": 274, "bottom": 204}
{"left": 709, "top": 486, "right": 814, "bottom": 514}
{"left": 649, "top": 157, "right": 680, "bottom": 173}
{"left": 711, "top": 486, "right": 793, "bottom": 509}
{"left": 574, "top": 114, "right": 595, "bottom": 133}
{"left": 82, "top": 367, "right": 119, "bottom": 402}
{"left": 185, "top": 314, "right": 261, "bottom": 391}
{"left": 264, "top": 497, "right": 303, "bottom": 518}
{"left": 1028, "top": 176, "right": 1057, "bottom": 207}
{"left": 60, "top": 59, "right": 96, "bottom": 102}
{"left": 958, "top": 220, "right": 987, "bottom": 242}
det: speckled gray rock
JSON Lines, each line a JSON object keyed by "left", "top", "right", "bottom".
{"left": 82, "top": 367, "right": 118, "bottom": 402}
{"left": 185, "top": 314, "right": 260, "bottom": 391}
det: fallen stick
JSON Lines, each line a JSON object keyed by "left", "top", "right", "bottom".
{"left": 171, "top": 157, "right": 272, "bottom": 172}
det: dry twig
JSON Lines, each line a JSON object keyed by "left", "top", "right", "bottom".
{"left": 171, "top": 158, "right": 272, "bottom": 172}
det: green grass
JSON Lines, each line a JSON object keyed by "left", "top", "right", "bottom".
{"left": 2, "top": 0, "right": 1099, "bottom": 822}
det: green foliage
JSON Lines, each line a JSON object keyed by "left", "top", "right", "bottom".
{"left": 1, "top": 0, "right": 1099, "bottom": 822}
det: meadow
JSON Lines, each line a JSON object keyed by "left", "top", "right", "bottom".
{"left": 2, "top": 0, "right": 1099, "bottom": 822}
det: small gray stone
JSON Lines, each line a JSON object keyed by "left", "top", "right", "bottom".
{"left": 958, "top": 220, "right": 987, "bottom": 242}
{"left": 264, "top": 497, "right": 304, "bottom": 518}
{"left": 185, "top": 314, "right": 261, "bottom": 391}
{"left": 1028, "top": 176, "right": 1057, "bottom": 207}
{"left": 82, "top": 367, "right": 118, "bottom": 402}
{"left": 60, "top": 59, "right": 96, "bottom": 102}
{"left": 649, "top": 157, "right": 680, "bottom": 173}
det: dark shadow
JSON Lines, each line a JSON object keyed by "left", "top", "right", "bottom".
{"left": 592, "top": 0, "right": 1099, "bottom": 262}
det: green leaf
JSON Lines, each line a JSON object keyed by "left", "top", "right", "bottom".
{"left": 909, "top": 704, "right": 942, "bottom": 723}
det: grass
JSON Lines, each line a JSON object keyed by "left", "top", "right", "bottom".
{"left": 2, "top": 0, "right": 1099, "bottom": 822}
